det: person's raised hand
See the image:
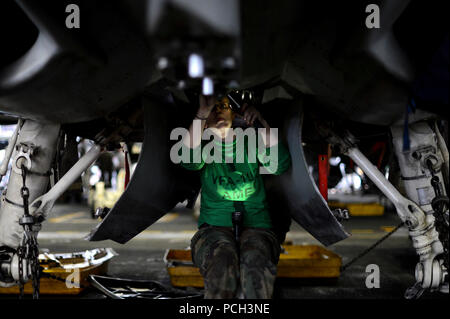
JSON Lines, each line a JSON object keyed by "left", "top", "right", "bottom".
{"left": 242, "top": 103, "right": 263, "bottom": 126}
{"left": 197, "top": 95, "right": 216, "bottom": 119}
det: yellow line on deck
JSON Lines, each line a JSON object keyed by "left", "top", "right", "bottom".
{"left": 381, "top": 226, "right": 396, "bottom": 232}
{"left": 48, "top": 212, "right": 86, "bottom": 223}
{"left": 69, "top": 219, "right": 98, "bottom": 224}
{"left": 156, "top": 213, "right": 179, "bottom": 223}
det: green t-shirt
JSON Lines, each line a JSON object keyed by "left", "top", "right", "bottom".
{"left": 180, "top": 135, "right": 291, "bottom": 228}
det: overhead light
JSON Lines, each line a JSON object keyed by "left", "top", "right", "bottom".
{"left": 202, "top": 77, "right": 213, "bottom": 95}
{"left": 188, "top": 54, "right": 204, "bottom": 78}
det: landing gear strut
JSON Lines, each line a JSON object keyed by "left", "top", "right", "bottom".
{"left": 319, "top": 120, "right": 448, "bottom": 298}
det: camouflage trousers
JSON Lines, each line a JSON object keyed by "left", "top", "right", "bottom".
{"left": 191, "top": 225, "right": 281, "bottom": 299}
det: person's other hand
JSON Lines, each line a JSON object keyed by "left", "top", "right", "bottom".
{"left": 242, "top": 103, "right": 263, "bottom": 126}
{"left": 197, "top": 95, "right": 216, "bottom": 119}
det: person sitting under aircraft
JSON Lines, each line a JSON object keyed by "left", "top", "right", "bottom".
{"left": 180, "top": 94, "right": 291, "bottom": 299}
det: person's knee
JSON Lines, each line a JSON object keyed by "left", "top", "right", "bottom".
{"left": 240, "top": 229, "right": 281, "bottom": 265}
{"left": 204, "top": 241, "right": 239, "bottom": 275}
{"left": 240, "top": 248, "right": 277, "bottom": 277}
{"left": 191, "top": 228, "right": 239, "bottom": 275}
